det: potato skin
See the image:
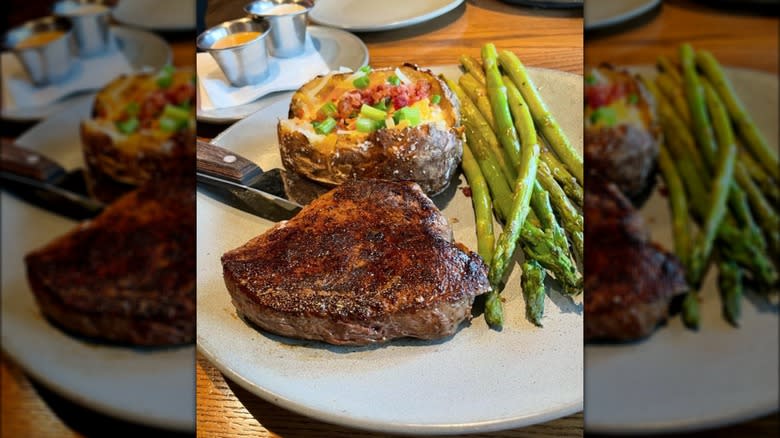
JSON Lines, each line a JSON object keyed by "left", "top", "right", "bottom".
{"left": 279, "top": 123, "right": 462, "bottom": 196}
{"left": 279, "top": 64, "right": 462, "bottom": 195}
{"left": 80, "top": 71, "right": 195, "bottom": 203}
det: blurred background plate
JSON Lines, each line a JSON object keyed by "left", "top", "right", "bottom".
{"left": 197, "top": 26, "right": 368, "bottom": 124}
{"left": 586, "top": 66, "right": 779, "bottom": 434}
{"left": 1, "top": 97, "right": 195, "bottom": 432}
{"left": 112, "top": 0, "right": 196, "bottom": 31}
{"left": 1, "top": 26, "right": 171, "bottom": 122}
{"left": 585, "top": 0, "right": 661, "bottom": 31}
{"left": 309, "top": 0, "right": 464, "bottom": 32}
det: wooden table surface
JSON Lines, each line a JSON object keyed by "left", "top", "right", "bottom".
{"left": 196, "top": 1, "right": 583, "bottom": 437}
{"left": 585, "top": 1, "right": 779, "bottom": 437}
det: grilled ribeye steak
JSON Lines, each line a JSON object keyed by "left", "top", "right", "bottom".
{"left": 221, "top": 179, "right": 490, "bottom": 346}
{"left": 584, "top": 176, "right": 687, "bottom": 342}
{"left": 25, "top": 179, "right": 196, "bottom": 346}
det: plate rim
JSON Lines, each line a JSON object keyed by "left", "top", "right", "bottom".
{"left": 1, "top": 25, "right": 172, "bottom": 122}
{"left": 309, "top": 0, "right": 465, "bottom": 32}
{"left": 584, "top": 64, "right": 779, "bottom": 434}
{"left": 1, "top": 96, "right": 195, "bottom": 432}
{"left": 199, "top": 64, "right": 584, "bottom": 435}
{"left": 196, "top": 25, "right": 370, "bottom": 124}
{"left": 584, "top": 0, "right": 661, "bottom": 31}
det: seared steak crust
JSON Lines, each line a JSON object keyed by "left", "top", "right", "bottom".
{"left": 25, "top": 179, "right": 196, "bottom": 346}
{"left": 221, "top": 179, "right": 490, "bottom": 345}
{"left": 584, "top": 177, "right": 687, "bottom": 342}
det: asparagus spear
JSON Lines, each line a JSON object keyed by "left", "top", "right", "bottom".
{"left": 453, "top": 77, "right": 517, "bottom": 184}
{"left": 489, "top": 142, "right": 540, "bottom": 289}
{"left": 462, "top": 143, "right": 495, "bottom": 264}
{"left": 459, "top": 55, "right": 486, "bottom": 85}
{"left": 658, "top": 144, "right": 691, "bottom": 270}
{"left": 499, "top": 49, "right": 584, "bottom": 184}
{"left": 682, "top": 292, "right": 701, "bottom": 329}
{"left": 459, "top": 74, "right": 497, "bottom": 131}
{"left": 482, "top": 44, "right": 523, "bottom": 168}
{"left": 662, "top": 111, "right": 778, "bottom": 287}
{"left": 521, "top": 259, "right": 546, "bottom": 327}
{"left": 464, "top": 125, "right": 513, "bottom": 220}
{"left": 656, "top": 55, "right": 682, "bottom": 84}
{"left": 530, "top": 181, "right": 569, "bottom": 260}
{"left": 537, "top": 160, "right": 584, "bottom": 261}
{"left": 540, "top": 146, "right": 583, "bottom": 207}
{"left": 718, "top": 260, "right": 742, "bottom": 326}
{"left": 703, "top": 80, "right": 780, "bottom": 257}
{"left": 655, "top": 73, "right": 691, "bottom": 126}
{"left": 696, "top": 50, "right": 780, "bottom": 180}
{"left": 680, "top": 44, "right": 718, "bottom": 159}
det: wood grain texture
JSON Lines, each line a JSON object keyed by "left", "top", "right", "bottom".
{"left": 204, "top": 0, "right": 583, "bottom": 74}
{"left": 585, "top": 0, "right": 779, "bottom": 73}
{"left": 196, "top": 353, "right": 583, "bottom": 438}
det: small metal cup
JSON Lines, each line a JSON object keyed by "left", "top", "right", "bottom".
{"left": 244, "top": 0, "right": 313, "bottom": 58}
{"left": 197, "top": 18, "right": 272, "bottom": 87}
{"left": 3, "top": 16, "right": 77, "bottom": 86}
{"left": 53, "top": 0, "right": 113, "bottom": 57}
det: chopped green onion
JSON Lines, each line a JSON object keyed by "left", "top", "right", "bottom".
{"left": 393, "top": 106, "right": 421, "bottom": 126}
{"left": 627, "top": 93, "right": 639, "bottom": 104}
{"left": 116, "top": 117, "right": 139, "bottom": 134}
{"left": 590, "top": 106, "right": 617, "bottom": 126}
{"left": 356, "top": 117, "right": 382, "bottom": 133}
{"left": 585, "top": 74, "right": 597, "bottom": 85}
{"left": 159, "top": 117, "right": 180, "bottom": 133}
{"left": 372, "top": 98, "right": 389, "bottom": 112}
{"left": 313, "top": 117, "right": 336, "bottom": 135}
{"left": 353, "top": 75, "right": 370, "bottom": 89}
{"left": 360, "top": 104, "right": 387, "bottom": 121}
{"left": 359, "top": 65, "right": 372, "bottom": 74}
{"left": 156, "top": 65, "right": 175, "bottom": 88}
{"left": 387, "top": 75, "right": 401, "bottom": 86}
{"left": 157, "top": 75, "right": 172, "bottom": 89}
{"left": 162, "top": 104, "right": 190, "bottom": 122}
{"left": 125, "top": 102, "right": 140, "bottom": 117}
{"left": 430, "top": 94, "right": 441, "bottom": 105}
{"left": 319, "top": 101, "right": 337, "bottom": 117}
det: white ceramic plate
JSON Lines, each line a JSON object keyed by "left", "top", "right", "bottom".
{"left": 197, "top": 65, "right": 584, "bottom": 435}
{"left": 584, "top": 0, "right": 660, "bottom": 30}
{"left": 0, "top": 98, "right": 195, "bottom": 432}
{"left": 197, "top": 26, "right": 369, "bottom": 124}
{"left": 112, "top": 0, "right": 196, "bottom": 31}
{"left": 1, "top": 26, "right": 171, "bottom": 122}
{"left": 585, "top": 67, "right": 779, "bottom": 434}
{"left": 309, "top": 0, "right": 464, "bottom": 32}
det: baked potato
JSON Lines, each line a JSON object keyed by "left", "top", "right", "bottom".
{"left": 80, "top": 67, "right": 196, "bottom": 202}
{"left": 585, "top": 64, "right": 660, "bottom": 204}
{"left": 277, "top": 64, "right": 462, "bottom": 195}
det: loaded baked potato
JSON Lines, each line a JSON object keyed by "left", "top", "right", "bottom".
{"left": 585, "top": 64, "right": 660, "bottom": 203}
{"left": 277, "top": 64, "right": 462, "bottom": 195}
{"left": 80, "top": 67, "right": 196, "bottom": 202}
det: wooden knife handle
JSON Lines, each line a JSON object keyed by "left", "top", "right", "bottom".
{"left": 196, "top": 139, "right": 263, "bottom": 185}
{"left": 0, "top": 141, "right": 66, "bottom": 182}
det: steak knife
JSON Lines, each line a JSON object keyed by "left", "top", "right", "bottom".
{"left": 196, "top": 140, "right": 302, "bottom": 221}
{"left": 0, "top": 142, "right": 104, "bottom": 220}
